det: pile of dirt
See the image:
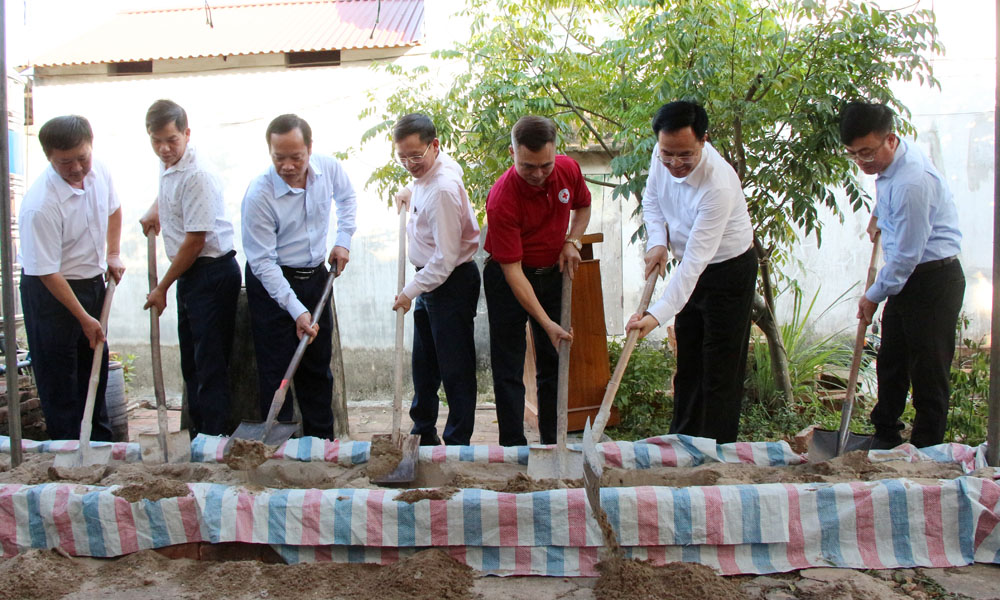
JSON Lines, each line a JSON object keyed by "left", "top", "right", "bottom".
{"left": 367, "top": 435, "right": 403, "bottom": 480}
{"left": 594, "top": 559, "right": 747, "bottom": 600}
{"left": 224, "top": 439, "right": 274, "bottom": 471}
{"left": 601, "top": 450, "right": 967, "bottom": 488}
{"left": 371, "top": 548, "right": 476, "bottom": 599}
{"left": 0, "top": 549, "right": 83, "bottom": 600}
{"left": 112, "top": 479, "right": 191, "bottom": 503}
{"left": 451, "top": 471, "right": 583, "bottom": 493}
{"left": 395, "top": 486, "right": 459, "bottom": 503}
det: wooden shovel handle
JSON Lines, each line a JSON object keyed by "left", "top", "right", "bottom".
{"left": 392, "top": 208, "right": 407, "bottom": 443}
{"left": 78, "top": 278, "right": 116, "bottom": 452}
{"left": 591, "top": 270, "right": 659, "bottom": 442}
{"left": 837, "top": 231, "right": 881, "bottom": 453}
{"left": 556, "top": 271, "right": 573, "bottom": 452}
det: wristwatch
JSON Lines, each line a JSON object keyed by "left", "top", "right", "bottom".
{"left": 565, "top": 237, "right": 582, "bottom": 251}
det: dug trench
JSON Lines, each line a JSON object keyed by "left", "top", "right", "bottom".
{"left": 0, "top": 450, "right": 992, "bottom": 600}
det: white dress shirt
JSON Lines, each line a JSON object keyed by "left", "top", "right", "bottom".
{"left": 157, "top": 145, "right": 234, "bottom": 260}
{"left": 642, "top": 142, "right": 753, "bottom": 325}
{"left": 242, "top": 154, "right": 357, "bottom": 319}
{"left": 19, "top": 160, "right": 120, "bottom": 279}
{"left": 401, "top": 151, "right": 480, "bottom": 300}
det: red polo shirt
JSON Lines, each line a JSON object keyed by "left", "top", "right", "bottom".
{"left": 484, "top": 155, "right": 591, "bottom": 268}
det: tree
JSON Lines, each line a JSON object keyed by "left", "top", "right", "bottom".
{"left": 360, "top": 0, "right": 940, "bottom": 406}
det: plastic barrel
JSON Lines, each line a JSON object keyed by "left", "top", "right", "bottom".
{"left": 106, "top": 360, "right": 128, "bottom": 442}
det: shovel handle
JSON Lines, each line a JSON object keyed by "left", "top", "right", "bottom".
{"left": 392, "top": 208, "right": 407, "bottom": 443}
{"left": 592, "top": 271, "right": 658, "bottom": 442}
{"left": 837, "top": 231, "right": 881, "bottom": 454}
{"left": 263, "top": 264, "right": 339, "bottom": 436}
{"left": 78, "top": 278, "right": 116, "bottom": 456}
{"left": 147, "top": 233, "right": 171, "bottom": 459}
{"left": 556, "top": 271, "right": 573, "bottom": 453}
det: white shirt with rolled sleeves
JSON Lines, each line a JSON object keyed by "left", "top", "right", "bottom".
{"left": 642, "top": 142, "right": 753, "bottom": 326}
{"left": 19, "top": 160, "right": 120, "bottom": 279}
{"left": 157, "top": 145, "right": 234, "bottom": 260}
{"left": 242, "top": 154, "right": 357, "bottom": 320}
{"left": 401, "top": 151, "right": 480, "bottom": 301}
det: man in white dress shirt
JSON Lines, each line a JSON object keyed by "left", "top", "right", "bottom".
{"left": 390, "top": 113, "right": 481, "bottom": 446}
{"left": 242, "top": 114, "right": 357, "bottom": 440}
{"left": 139, "top": 100, "right": 241, "bottom": 437}
{"left": 18, "top": 115, "right": 125, "bottom": 441}
{"left": 627, "top": 101, "right": 757, "bottom": 443}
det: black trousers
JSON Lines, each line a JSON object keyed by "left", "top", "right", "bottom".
{"left": 20, "top": 273, "right": 113, "bottom": 442}
{"left": 409, "top": 261, "right": 481, "bottom": 445}
{"left": 871, "top": 259, "right": 965, "bottom": 448}
{"left": 245, "top": 264, "right": 334, "bottom": 440}
{"left": 176, "top": 252, "right": 241, "bottom": 437}
{"left": 484, "top": 259, "right": 562, "bottom": 446}
{"left": 671, "top": 247, "right": 757, "bottom": 444}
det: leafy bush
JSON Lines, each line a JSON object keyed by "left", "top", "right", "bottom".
{"left": 947, "top": 317, "right": 989, "bottom": 446}
{"left": 604, "top": 338, "right": 675, "bottom": 441}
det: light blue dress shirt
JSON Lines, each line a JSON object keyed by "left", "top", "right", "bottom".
{"left": 866, "top": 139, "right": 962, "bottom": 304}
{"left": 242, "top": 154, "right": 357, "bottom": 319}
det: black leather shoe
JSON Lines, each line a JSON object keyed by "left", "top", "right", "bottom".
{"left": 418, "top": 432, "right": 442, "bottom": 446}
{"left": 870, "top": 435, "right": 903, "bottom": 450}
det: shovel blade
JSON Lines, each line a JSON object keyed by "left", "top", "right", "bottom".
{"left": 53, "top": 443, "right": 114, "bottom": 468}
{"left": 808, "top": 428, "right": 874, "bottom": 463}
{"left": 527, "top": 445, "right": 584, "bottom": 480}
{"left": 139, "top": 430, "right": 191, "bottom": 464}
{"left": 370, "top": 433, "right": 420, "bottom": 484}
{"left": 228, "top": 420, "right": 299, "bottom": 448}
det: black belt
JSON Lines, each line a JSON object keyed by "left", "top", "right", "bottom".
{"left": 192, "top": 249, "right": 236, "bottom": 268}
{"left": 523, "top": 264, "right": 558, "bottom": 276}
{"left": 280, "top": 264, "right": 326, "bottom": 281}
{"left": 913, "top": 256, "right": 958, "bottom": 274}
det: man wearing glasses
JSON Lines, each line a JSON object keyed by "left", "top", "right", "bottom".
{"left": 840, "top": 102, "right": 964, "bottom": 449}
{"left": 627, "top": 101, "right": 756, "bottom": 444}
{"left": 242, "top": 114, "right": 357, "bottom": 440}
{"left": 390, "top": 113, "right": 481, "bottom": 446}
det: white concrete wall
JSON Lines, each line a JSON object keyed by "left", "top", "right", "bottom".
{"left": 23, "top": 2, "right": 472, "bottom": 351}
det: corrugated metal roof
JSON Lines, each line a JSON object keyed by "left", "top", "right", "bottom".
{"left": 31, "top": 0, "right": 424, "bottom": 68}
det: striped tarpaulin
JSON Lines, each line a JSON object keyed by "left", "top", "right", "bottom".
{"left": 0, "top": 476, "right": 997, "bottom": 575}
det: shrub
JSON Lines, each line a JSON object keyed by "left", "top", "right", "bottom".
{"left": 604, "top": 338, "right": 675, "bottom": 441}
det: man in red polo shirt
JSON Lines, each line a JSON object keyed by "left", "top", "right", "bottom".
{"left": 484, "top": 115, "right": 591, "bottom": 446}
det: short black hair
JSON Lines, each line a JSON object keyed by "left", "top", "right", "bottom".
{"left": 651, "top": 101, "right": 708, "bottom": 138}
{"left": 38, "top": 115, "right": 93, "bottom": 157}
{"left": 266, "top": 114, "right": 312, "bottom": 148}
{"left": 146, "top": 99, "right": 188, "bottom": 133}
{"left": 511, "top": 115, "right": 557, "bottom": 152}
{"left": 392, "top": 113, "right": 436, "bottom": 144}
{"left": 839, "top": 102, "right": 895, "bottom": 145}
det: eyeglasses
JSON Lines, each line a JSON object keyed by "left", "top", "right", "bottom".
{"left": 845, "top": 135, "right": 890, "bottom": 163}
{"left": 658, "top": 152, "right": 699, "bottom": 166}
{"left": 395, "top": 145, "right": 432, "bottom": 166}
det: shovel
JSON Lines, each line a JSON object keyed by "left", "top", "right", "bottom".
{"left": 582, "top": 418, "right": 621, "bottom": 558}
{"left": 808, "top": 231, "right": 881, "bottom": 462}
{"left": 53, "top": 278, "right": 117, "bottom": 468}
{"left": 371, "top": 207, "right": 420, "bottom": 484}
{"left": 227, "top": 265, "right": 338, "bottom": 448}
{"left": 591, "top": 271, "right": 658, "bottom": 442}
{"left": 139, "top": 233, "right": 190, "bottom": 464}
{"left": 527, "top": 270, "right": 583, "bottom": 480}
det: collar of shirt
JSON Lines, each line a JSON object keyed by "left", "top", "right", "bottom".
{"left": 668, "top": 145, "right": 710, "bottom": 187}
{"left": 268, "top": 155, "right": 326, "bottom": 197}
{"left": 878, "top": 138, "right": 907, "bottom": 181}
{"left": 161, "top": 145, "right": 198, "bottom": 176}
{"left": 46, "top": 164, "right": 89, "bottom": 202}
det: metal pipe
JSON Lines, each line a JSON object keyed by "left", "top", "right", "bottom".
{"left": 0, "top": 2, "right": 25, "bottom": 467}
{"left": 987, "top": 0, "right": 1000, "bottom": 467}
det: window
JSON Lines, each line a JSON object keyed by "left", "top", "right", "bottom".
{"left": 109, "top": 60, "right": 153, "bottom": 75}
{"left": 285, "top": 50, "right": 341, "bottom": 68}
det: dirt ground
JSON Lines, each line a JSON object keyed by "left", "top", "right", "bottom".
{"left": 0, "top": 450, "right": 995, "bottom": 600}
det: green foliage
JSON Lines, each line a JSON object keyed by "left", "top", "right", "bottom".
{"left": 741, "top": 286, "right": 873, "bottom": 440}
{"left": 947, "top": 317, "right": 990, "bottom": 446}
{"left": 604, "top": 337, "right": 675, "bottom": 440}
{"left": 361, "top": 0, "right": 939, "bottom": 258}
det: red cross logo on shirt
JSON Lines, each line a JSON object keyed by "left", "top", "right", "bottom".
{"left": 558, "top": 188, "right": 570, "bottom": 204}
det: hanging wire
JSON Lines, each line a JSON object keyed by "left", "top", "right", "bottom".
{"left": 369, "top": 0, "right": 382, "bottom": 39}
{"left": 204, "top": 0, "right": 214, "bottom": 28}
